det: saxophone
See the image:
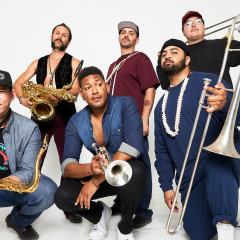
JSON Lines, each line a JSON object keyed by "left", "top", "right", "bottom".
{"left": 0, "top": 135, "right": 48, "bottom": 193}
{"left": 22, "top": 60, "right": 84, "bottom": 122}
{"left": 22, "top": 81, "right": 77, "bottom": 122}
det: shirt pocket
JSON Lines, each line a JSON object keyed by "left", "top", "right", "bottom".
{"left": 110, "top": 128, "right": 123, "bottom": 151}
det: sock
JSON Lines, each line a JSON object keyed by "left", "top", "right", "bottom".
{"left": 216, "top": 222, "right": 234, "bottom": 240}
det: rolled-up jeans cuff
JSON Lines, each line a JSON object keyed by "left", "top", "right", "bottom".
{"left": 213, "top": 215, "right": 238, "bottom": 226}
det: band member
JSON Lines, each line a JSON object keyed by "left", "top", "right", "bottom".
{"left": 55, "top": 66, "right": 146, "bottom": 240}
{"left": 154, "top": 39, "right": 240, "bottom": 240}
{"left": 157, "top": 11, "right": 240, "bottom": 90}
{"left": 106, "top": 21, "right": 159, "bottom": 228}
{"left": 0, "top": 70, "right": 57, "bottom": 240}
{"left": 13, "top": 23, "right": 82, "bottom": 223}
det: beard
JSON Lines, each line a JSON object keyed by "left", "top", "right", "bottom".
{"left": 119, "top": 38, "right": 136, "bottom": 49}
{"left": 51, "top": 39, "right": 68, "bottom": 51}
{"left": 162, "top": 59, "right": 186, "bottom": 76}
{"left": 120, "top": 42, "right": 134, "bottom": 49}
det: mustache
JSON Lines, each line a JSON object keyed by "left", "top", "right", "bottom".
{"left": 163, "top": 59, "right": 174, "bottom": 65}
{"left": 51, "top": 39, "right": 68, "bottom": 51}
{"left": 54, "top": 39, "right": 63, "bottom": 45}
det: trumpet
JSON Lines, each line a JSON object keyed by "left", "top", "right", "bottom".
{"left": 92, "top": 143, "right": 132, "bottom": 187}
{"left": 167, "top": 14, "right": 240, "bottom": 234}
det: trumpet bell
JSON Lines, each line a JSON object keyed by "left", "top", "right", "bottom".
{"left": 31, "top": 100, "right": 55, "bottom": 122}
{"left": 105, "top": 160, "right": 132, "bottom": 187}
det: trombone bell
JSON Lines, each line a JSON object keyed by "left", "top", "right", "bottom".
{"left": 203, "top": 135, "right": 240, "bottom": 158}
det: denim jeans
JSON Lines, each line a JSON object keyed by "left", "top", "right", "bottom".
{"left": 135, "top": 137, "right": 153, "bottom": 218}
{"left": 0, "top": 175, "right": 57, "bottom": 227}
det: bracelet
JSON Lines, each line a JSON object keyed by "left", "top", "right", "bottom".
{"left": 18, "top": 96, "right": 24, "bottom": 103}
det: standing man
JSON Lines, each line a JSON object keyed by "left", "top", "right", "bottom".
{"left": 155, "top": 39, "right": 240, "bottom": 240}
{"left": 13, "top": 23, "right": 82, "bottom": 223}
{"left": 107, "top": 21, "right": 159, "bottom": 228}
{"left": 55, "top": 66, "right": 146, "bottom": 240}
{"left": 157, "top": 11, "right": 240, "bottom": 89}
{"left": 0, "top": 70, "right": 57, "bottom": 240}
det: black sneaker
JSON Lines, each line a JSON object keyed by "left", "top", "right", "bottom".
{"left": 64, "top": 211, "right": 83, "bottom": 223}
{"left": 133, "top": 214, "right": 152, "bottom": 228}
{"left": 5, "top": 214, "right": 39, "bottom": 240}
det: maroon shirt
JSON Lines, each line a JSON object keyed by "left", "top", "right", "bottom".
{"left": 107, "top": 51, "right": 159, "bottom": 114}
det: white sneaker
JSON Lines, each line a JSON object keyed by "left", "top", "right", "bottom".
{"left": 216, "top": 222, "right": 234, "bottom": 240}
{"left": 89, "top": 201, "right": 112, "bottom": 240}
{"left": 117, "top": 227, "right": 135, "bottom": 240}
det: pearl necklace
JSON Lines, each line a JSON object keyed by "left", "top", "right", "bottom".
{"left": 162, "top": 77, "right": 189, "bottom": 137}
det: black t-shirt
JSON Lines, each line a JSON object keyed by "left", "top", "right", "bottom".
{"left": 0, "top": 128, "right": 11, "bottom": 178}
{"left": 188, "top": 38, "right": 240, "bottom": 87}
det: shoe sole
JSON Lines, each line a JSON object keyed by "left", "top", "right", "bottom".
{"left": 68, "top": 218, "right": 83, "bottom": 224}
{"left": 133, "top": 218, "right": 152, "bottom": 228}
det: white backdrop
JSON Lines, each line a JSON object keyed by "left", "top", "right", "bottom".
{"left": 1, "top": 0, "right": 240, "bottom": 183}
{"left": 1, "top": 1, "right": 240, "bottom": 239}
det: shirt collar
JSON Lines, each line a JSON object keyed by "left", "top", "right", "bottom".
{"left": 86, "top": 94, "right": 113, "bottom": 116}
{"left": 3, "top": 109, "right": 13, "bottom": 132}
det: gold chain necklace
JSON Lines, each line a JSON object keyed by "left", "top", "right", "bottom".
{"left": 48, "top": 54, "right": 62, "bottom": 87}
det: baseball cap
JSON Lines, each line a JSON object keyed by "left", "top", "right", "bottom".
{"left": 0, "top": 70, "right": 12, "bottom": 88}
{"left": 182, "top": 11, "right": 204, "bottom": 25}
{"left": 118, "top": 21, "right": 139, "bottom": 37}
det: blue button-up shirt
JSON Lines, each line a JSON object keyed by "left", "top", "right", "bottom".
{"left": 61, "top": 96, "right": 144, "bottom": 172}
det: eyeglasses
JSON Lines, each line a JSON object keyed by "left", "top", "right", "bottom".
{"left": 184, "top": 18, "right": 203, "bottom": 27}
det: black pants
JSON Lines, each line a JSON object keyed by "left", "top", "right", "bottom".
{"left": 55, "top": 160, "right": 146, "bottom": 234}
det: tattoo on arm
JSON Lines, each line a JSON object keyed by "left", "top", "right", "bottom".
{"left": 144, "top": 99, "right": 151, "bottom": 106}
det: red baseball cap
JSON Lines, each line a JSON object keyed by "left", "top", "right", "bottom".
{"left": 182, "top": 11, "right": 204, "bottom": 25}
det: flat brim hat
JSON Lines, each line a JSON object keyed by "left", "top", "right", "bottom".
{"left": 0, "top": 70, "right": 12, "bottom": 88}
{"left": 182, "top": 11, "right": 204, "bottom": 26}
{"left": 160, "top": 38, "right": 191, "bottom": 56}
{"left": 118, "top": 21, "right": 139, "bottom": 37}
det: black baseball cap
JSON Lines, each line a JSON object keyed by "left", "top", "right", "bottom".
{"left": 0, "top": 70, "right": 12, "bottom": 88}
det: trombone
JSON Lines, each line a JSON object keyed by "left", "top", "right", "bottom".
{"left": 92, "top": 143, "right": 132, "bottom": 187}
{"left": 205, "top": 16, "right": 240, "bottom": 37}
{"left": 167, "top": 14, "right": 240, "bottom": 234}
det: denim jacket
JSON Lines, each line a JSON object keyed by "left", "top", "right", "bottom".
{"left": 3, "top": 111, "right": 41, "bottom": 184}
{"left": 62, "top": 96, "right": 144, "bottom": 172}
